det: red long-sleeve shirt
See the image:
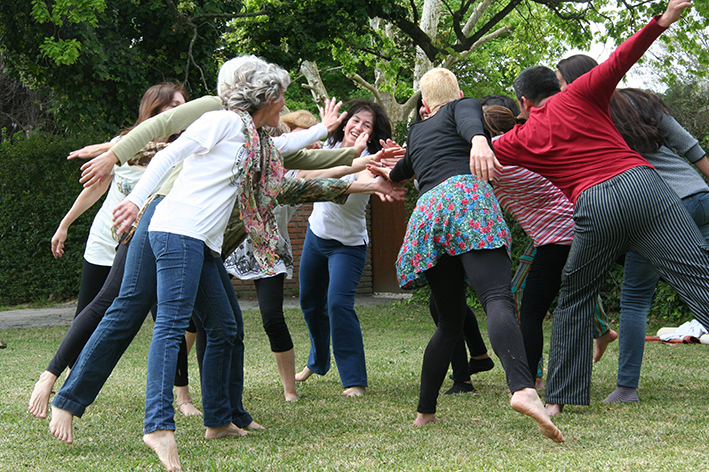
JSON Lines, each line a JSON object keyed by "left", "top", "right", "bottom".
{"left": 493, "top": 17, "right": 666, "bottom": 204}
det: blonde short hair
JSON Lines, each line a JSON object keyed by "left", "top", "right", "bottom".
{"left": 420, "top": 68, "right": 460, "bottom": 111}
{"left": 281, "top": 110, "right": 319, "bottom": 130}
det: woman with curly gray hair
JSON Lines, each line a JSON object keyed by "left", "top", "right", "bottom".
{"left": 49, "top": 55, "right": 290, "bottom": 472}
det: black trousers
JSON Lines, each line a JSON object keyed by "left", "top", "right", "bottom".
{"left": 418, "top": 249, "right": 533, "bottom": 414}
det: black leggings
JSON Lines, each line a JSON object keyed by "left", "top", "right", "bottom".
{"left": 254, "top": 274, "right": 293, "bottom": 353}
{"left": 75, "top": 259, "right": 112, "bottom": 317}
{"left": 428, "top": 297, "right": 488, "bottom": 384}
{"left": 46, "top": 241, "right": 193, "bottom": 387}
{"left": 518, "top": 244, "right": 570, "bottom": 381}
{"left": 418, "top": 249, "right": 533, "bottom": 414}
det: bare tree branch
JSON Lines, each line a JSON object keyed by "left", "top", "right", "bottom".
{"left": 347, "top": 73, "right": 384, "bottom": 105}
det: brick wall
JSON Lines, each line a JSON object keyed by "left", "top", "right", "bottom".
{"left": 230, "top": 203, "right": 374, "bottom": 299}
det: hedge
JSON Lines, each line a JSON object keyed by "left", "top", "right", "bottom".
{"left": 1, "top": 130, "right": 107, "bottom": 305}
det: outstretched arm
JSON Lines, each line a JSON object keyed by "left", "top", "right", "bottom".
{"left": 68, "top": 141, "right": 115, "bottom": 160}
{"left": 80, "top": 96, "right": 221, "bottom": 187}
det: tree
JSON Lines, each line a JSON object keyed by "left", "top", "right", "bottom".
{"left": 0, "top": 0, "right": 265, "bottom": 133}
{"left": 237, "top": 0, "right": 709, "bottom": 124}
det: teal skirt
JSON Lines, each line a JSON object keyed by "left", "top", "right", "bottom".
{"left": 396, "top": 174, "right": 510, "bottom": 289}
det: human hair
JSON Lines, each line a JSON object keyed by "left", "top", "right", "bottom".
{"left": 120, "top": 82, "right": 188, "bottom": 136}
{"left": 513, "top": 66, "right": 561, "bottom": 105}
{"left": 327, "top": 99, "right": 392, "bottom": 154}
{"left": 609, "top": 88, "right": 672, "bottom": 154}
{"left": 483, "top": 105, "right": 519, "bottom": 136}
{"left": 412, "top": 93, "right": 426, "bottom": 123}
{"left": 556, "top": 54, "right": 598, "bottom": 85}
{"left": 480, "top": 95, "right": 520, "bottom": 117}
{"left": 420, "top": 68, "right": 461, "bottom": 111}
{"left": 281, "top": 110, "right": 319, "bottom": 130}
{"left": 218, "top": 55, "right": 291, "bottom": 114}
{"left": 263, "top": 119, "right": 291, "bottom": 138}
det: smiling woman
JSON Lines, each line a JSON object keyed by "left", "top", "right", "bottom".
{"left": 294, "top": 100, "right": 392, "bottom": 397}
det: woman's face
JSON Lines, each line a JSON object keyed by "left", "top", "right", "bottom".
{"left": 160, "top": 92, "right": 187, "bottom": 113}
{"left": 556, "top": 70, "right": 568, "bottom": 91}
{"left": 342, "top": 109, "right": 374, "bottom": 148}
{"left": 418, "top": 104, "right": 430, "bottom": 120}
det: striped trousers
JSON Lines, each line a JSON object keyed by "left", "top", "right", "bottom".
{"left": 545, "top": 166, "right": 709, "bottom": 405}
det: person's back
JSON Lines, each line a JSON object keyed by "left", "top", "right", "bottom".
{"left": 406, "top": 97, "right": 486, "bottom": 195}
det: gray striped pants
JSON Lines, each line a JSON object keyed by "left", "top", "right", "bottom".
{"left": 545, "top": 166, "right": 709, "bottom": 406}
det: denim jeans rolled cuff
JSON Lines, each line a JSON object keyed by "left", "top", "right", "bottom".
{"left": 52, "top": 393, "right": 89, "bottom": 418}
{"left": 232, "top": 411, "right": 253, "bottom": 428}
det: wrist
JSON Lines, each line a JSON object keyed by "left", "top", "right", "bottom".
{"left": 107, "top": 150, "right": 119, "bottom": 165}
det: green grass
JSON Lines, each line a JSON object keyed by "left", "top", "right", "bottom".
{"left": 1, "top": 303, "right": 708, "bottom": 471}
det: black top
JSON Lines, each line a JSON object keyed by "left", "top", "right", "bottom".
{"left": 390, "top": 97, "right": 490, "bottom": 195}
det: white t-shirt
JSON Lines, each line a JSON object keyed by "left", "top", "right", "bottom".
{"left": 126, "top": 110, "right": 249, "bottom": 254}
{"left": 84, "top": 161, "right": 146, "bottom": 266}
{"left": 308, "top": 142, "right": 370, "bottom": 247}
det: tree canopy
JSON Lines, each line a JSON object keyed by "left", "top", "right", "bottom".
{"left": 0, "top": 0, "right": 707, "bottom": 132}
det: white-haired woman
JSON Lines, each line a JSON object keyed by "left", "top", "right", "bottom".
{"left": 49, "top": 55, "right": 290, "bottom": 472}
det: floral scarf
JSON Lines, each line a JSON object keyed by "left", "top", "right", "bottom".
{"left": 233, "top": 109, "right": 284, "bottom": 274}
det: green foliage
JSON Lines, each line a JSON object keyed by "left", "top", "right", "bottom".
{"left": 0, "top": 0, "right": 248, "bottom": 133}
{"left": 0, "top": 130, "right": 107, "bottom": 305}
{"left": 661, "top": 79, "right": 709, "bottom": 150}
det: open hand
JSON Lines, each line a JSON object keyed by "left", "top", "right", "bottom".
{"left": 112, "top": 200, "right": 140, "bottom": 235}
{"left": 319, "top": 97, "right": 347, "bottom": 133}
{"left": 80, "top": 150, "right": 119, "bottom": 187}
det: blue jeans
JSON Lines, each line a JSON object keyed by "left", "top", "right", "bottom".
{"left": 618, "top": 191, "right": 709, "bottom": 388}
{"left": 53, "top": 197, "right": 162, "bottom": 417}
{"left": 147, "top": 231, "right": 237, "bottom": 432}
{"left": 299, "top": 228, "right": 368, "bottom": 388}
{"left": 52, "top": 197, "right": 251, "bottom": 430}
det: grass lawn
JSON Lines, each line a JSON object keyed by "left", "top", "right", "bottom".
{"left": 1, "top": 302, "right": 708, "bottom": 471}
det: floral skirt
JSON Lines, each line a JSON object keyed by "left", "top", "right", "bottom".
{"left": 396, "top": 174, "right": 511, "bottom": 290}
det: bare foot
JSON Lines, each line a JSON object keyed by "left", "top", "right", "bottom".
{"left": 175, "top": 386, "right": 202, "bottom": 417}
{"left": 29, "top": 371, "right": 58, "bottom": 419}
{"left": 594, "top": 329, "right": 618, "bottom": 363}
{"left": 510, "top": 388, "right": 565, "bottom": 443}
{"left": 285, "top": 391, "right": 299, "bottom": 402}
{"left": 49, "top": 406, "right": 75, "bottom": 444}
{"left": 544, "top": 403, "right": 564, "bottom": 416}
{"left": 144, "top": 430, "right": 182, "bottom": 471}
{"left": 342, "top": 386, "right": 366, "bottom": 397}
{"left": 204, "top": 423, "right": 248, "bottom": 440}
{"left": 245, "top": 421, "right": 266, "bottom": 430}
{"left": 535, "top": 376, "right": 545, "bottom": 391}
{"left": 295, "top": 366, "right": 314, "bottom": 382}
{"left": 413, "top": 413, "right": 439, "bottom": 426}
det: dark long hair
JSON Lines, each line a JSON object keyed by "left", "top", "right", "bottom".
{"left": 120, "top": 82, "right": 188, "bottom": 136}
{"left": 327, "top": 99, "right": 392, "bottom": 154}
{"left": 556, "top": 55, "right": 598, "bottom": 85}
{"left": 609, "top": 88, "right": 672, "bottom": 154}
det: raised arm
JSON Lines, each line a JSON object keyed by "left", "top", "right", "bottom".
{"left": 572, "top": 0, "right": 691, "bottom": 107}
